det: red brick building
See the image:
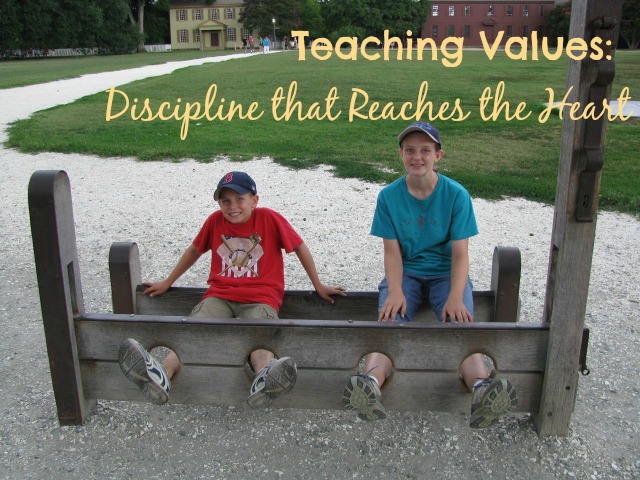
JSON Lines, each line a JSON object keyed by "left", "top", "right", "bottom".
{"left": 422, "top": 1, "right": 561, "bottom": 46}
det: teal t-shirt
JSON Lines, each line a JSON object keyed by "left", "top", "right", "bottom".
{"left": 370, "top": 174, "right": 478, "bottom": 275}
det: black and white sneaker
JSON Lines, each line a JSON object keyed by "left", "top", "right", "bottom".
{"left": 247, "top": 357, "right": 297, "bottom": 408}
{"left": 118, "top": 338, "right": 171, "bottom": 405}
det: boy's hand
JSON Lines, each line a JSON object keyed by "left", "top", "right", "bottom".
{"left": 441, "top": 299, "right": 473, "bottom": 323}
{"left": 142, "top": 280, "right": 172, "bottom": 297}
{"left": 379, "top": 291, "right": 406, "bottom": 322}
{"left": 315, "top": 284, "right": 346, "bottom": 304}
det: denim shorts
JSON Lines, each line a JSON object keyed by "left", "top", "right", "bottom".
{"left": 378, "top": 273, "right": 474, "bottom": 322}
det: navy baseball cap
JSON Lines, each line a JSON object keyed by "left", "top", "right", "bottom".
{"left": 398, "top": 122, "right": 442, "bottom": 149}
{"left": 214, "top": 171, "right": 257, "bottom": 200}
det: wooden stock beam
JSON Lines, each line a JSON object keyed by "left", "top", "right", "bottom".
{"left": 538, "top": 0, "right": 623, "bottom": 436}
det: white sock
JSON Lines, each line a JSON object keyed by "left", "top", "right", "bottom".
{"left": 367, "top": 375, "right": 380, "bottom": 387}
{"left": 472, "top": 379, "right": 486, "bottom": 390}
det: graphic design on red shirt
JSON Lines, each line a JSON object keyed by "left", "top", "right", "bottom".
{"left": 217, "top": 233, "right": 264, "bottom": 278}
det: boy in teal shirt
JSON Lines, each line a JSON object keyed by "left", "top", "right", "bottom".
{"left": 343, "top": 122, "right": 518, "bottom": 428}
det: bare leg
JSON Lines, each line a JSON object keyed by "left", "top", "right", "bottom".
{"left": 250, "top": 348, "right": 276, "bottom": 372}
{"left": 161, "top": 350, "right": 181, "bottom": 379}
{"left": 460, "top": 353, "right": 490, "bottom": 391}
{"left": 362, "top": 352, "right": 393, "bottom": 387}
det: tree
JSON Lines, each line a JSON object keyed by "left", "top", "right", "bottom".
{"left": 240, "top": 0, "right": 323, "bottom": 40}
{"left": 544, "top": 1, "right": 571, "bottom": 47}
{"left": 1, "top": 0, "right": 139, "bottom": 55}
{"left": 241, "top": 0, "right": 296, "bottom": 38}
{"left": 320, "top": 0, "right": 430, "bottom": 41}
{"left": 321, "top": 0, "right": 369, "bottom": 40}
{"left": 0, "top": 0, "right": 26, "bottom": 52}
{"left": 546, "top": 1, "right": 639, "bottom": 49}
{"left": 128, "top": 0, "right": 147, "bottom": 52}
{"left": 98, "top": 0, "right": 141, "bottom": 54}
{"left": 299, "top": 0, "right": 324, "bottom": 38}
{"left": 142, "top": 0, "right": 171, "bottom": 44}
{"left": 127, "top": 0, "right": 200, "bottom": 51}
{"left": 620, "top": 0, "right": 640, "bottom": 49}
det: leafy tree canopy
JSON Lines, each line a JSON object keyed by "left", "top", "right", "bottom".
{"left": 240, "top": 0, "right": 324, "bottom": 39}
{"left": 546, "top": 1, "right": 638, "bottom": 49}
{"left": 620, "top": 0, "right": 640, "bottom": 48}
{"left": 0, "top": 0, "right": 140, "bottom": 54}
{"left": 544, "top": 1, "right": 571, "bottom": 46}
{"left": 319, "top": 0, "right": 430, "bottom": 42}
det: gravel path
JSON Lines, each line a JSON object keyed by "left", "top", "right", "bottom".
{"left": 1, "top": 55, "right": 639, "bottom": 480}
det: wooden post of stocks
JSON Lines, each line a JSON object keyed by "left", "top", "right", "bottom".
{"left": 28, "top": 170, "right": 96, "bottom": 425}
{"left": 536, "top": 0, "right": 623, "bottom": 436}
{"left": 109, "top": 242, "right": 141, "bottom": 314}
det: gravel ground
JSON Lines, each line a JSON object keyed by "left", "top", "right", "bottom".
{"left": 1, "top": 55, "right": 639, "bottom": 480}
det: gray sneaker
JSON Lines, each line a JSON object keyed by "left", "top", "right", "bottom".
{"left": 118, "top": 338, "right": 171, "bottom": 405}
{"left": 343, "top": 374, "right": 387, "bottom": 421}
{"left": 247, "top": 357, "right": 297, "bottom": 408}
{"left": 470, "top": 378, "right": 518, "bottom": 428}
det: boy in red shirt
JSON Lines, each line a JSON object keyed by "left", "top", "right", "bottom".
{"left": 119, "top": 171, "right": 344, "bottom": 408}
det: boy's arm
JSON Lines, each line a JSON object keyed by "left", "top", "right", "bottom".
{"left": 441, "top": 238, "right": 473, "bottom": 322}
{"left": 379, "top": 238, "right": 406, "bottom": 321}
{"left": 142, "top": 244, "right": 202, "bottom": 297}
{"left": 293, "top": 243, "right": 345, "bottom": 303}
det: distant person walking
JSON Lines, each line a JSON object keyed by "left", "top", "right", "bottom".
{"left": 249, "top": 35, "right": 255, "bottom": 53}
{"left": 263, "top": 36, "right": 271, "bottom": 53}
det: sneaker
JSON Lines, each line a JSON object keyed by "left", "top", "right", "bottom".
{"left": 118, "top": 338, "right": 171, "bottom": 405}
{"left": 247, "top": 357, "right": 297, "bottom": 408}
{"left": 469, "top": 378, "right": 518, "bottom": 428}
{"left": 342, "top": 374, "right": 387, "bottom": 421}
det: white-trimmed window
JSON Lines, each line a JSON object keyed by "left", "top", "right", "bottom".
{"left": 449, "top": 6, "right": 455, "bottom": 16}
{"left": 226, "top": 8, "right": 234, "bottom": 20}
{"left": 522, "top": 25, "right": 529, "bottom": 36}
{"left": 194, "top": 9, "right": 202, "bottom": 21}
{"left": 506, "top": 25, "right": 513, "bottom": 37}
{"left": 178, "top": 29, "right": 188, "bottom": 43}
{"left": 194, "top": 29, "right": 201, "bottom": 43}
{"left": 227, "top": 28, "right": 236, "bottom": 42}
{"left": 506, "top": 5, "right": 513, "bottom": 16}
{"left": 432, "top": 25, "right": 439, "bottom": 38}
{"left": 487, "top": 5, "right": 494, "bottom": 16}
{"left": 210, "top": 8, "right": 218, "bottom": 20}
{"left": 178, "top": 9, "right": 186, "bottom": 21}
{"left": 523, "top": 6, "right": 529, "bottom": 17}
{"left": 464, "top": 5, "right": 471, "bottom": 16}
{"left": 243, "top": 27, "right": 250, "bottom": 39}
{"left": 432, "top": 5, "right": 439, "bottom": 16}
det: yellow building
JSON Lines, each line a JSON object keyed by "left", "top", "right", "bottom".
{"left": 169, "top": 0, "right": 256, "bottom": 51}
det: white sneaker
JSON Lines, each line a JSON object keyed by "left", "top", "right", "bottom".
{"left": 118, "top": 338, "right": 170, "bottom": 405}
{"left": 247, "top": 357, "right": 297, "bottom": 408}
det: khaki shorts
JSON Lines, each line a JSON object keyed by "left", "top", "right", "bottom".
{"left": 190, "top": 296, "right": 278, "bottom": 320}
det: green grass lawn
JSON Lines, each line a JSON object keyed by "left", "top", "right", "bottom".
{"left": 5, "top": 50, "right": 640, "bottom": 214}
{"left": 0, "top": 50, "right": 232, "bottom": 89}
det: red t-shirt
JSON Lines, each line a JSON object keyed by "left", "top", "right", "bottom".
{"left": 192, "top": 208, "right": 303, "bottom": 312}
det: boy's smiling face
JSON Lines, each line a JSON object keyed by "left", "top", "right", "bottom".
{"left": 217, "top": 188, "right": 259, "bottom": 224}
{"left": 399, "top": 131, "right": 444, "bottom": 178}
